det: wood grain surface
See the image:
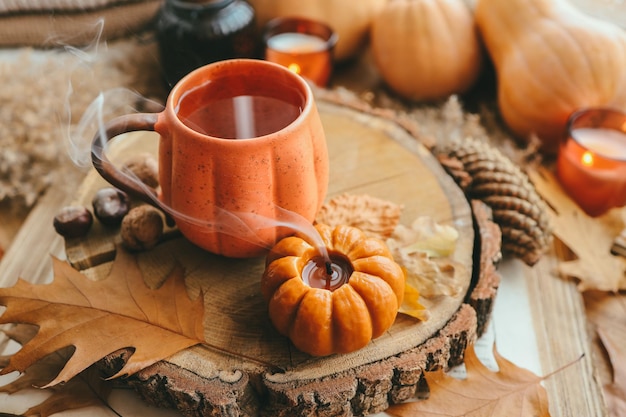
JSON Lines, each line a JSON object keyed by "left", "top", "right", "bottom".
{"left": 62, "top": 99, "right": 480, "bottom": 416}
{"left": 0, "top": 93, "right": 608, "bottom": 416}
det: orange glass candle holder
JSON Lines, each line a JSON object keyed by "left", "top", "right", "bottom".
{"left": 556, "top": 107, "right": 626, "bottom": 217}
{"left": 263, "top": 16, "right": 338, "bottom": 87}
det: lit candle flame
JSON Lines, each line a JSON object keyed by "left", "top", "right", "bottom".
{"left": 581, "top": 151, "right": 594, "bottom": 167}
{"left": 287, "top": 63, "right": 301, "bottom": 74}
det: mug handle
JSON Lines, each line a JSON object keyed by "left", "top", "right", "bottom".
{"left": 91, "top": 112, "right": 162, "bottom": 206}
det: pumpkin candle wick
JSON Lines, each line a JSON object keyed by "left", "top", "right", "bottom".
{"left": 325, "top": 261, "right": 333, "bottom": 276}
{"left": 324, "top": 260, "right": 333, "bottom": 290}
{"left": 302, "top": 253, "right": 353, "bottom": 291}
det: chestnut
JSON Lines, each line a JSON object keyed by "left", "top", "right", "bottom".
{"left": 53, "top": 206, "right": 93, "bottom": 238}
{"left": 92, "top": 187, "right": 130, "bottom": 226}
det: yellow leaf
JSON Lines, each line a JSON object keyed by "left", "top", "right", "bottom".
{"left": 404, "top": 217, "right": 459, "bottom": 257}
{"left": 387, "top": 217, "right": 463, "bottom": 300}
{"left": 399, "top": 281, "right": 430, "bottom": 321}
{"left": 0, "top": 247, "right": 205, "bottom": 387}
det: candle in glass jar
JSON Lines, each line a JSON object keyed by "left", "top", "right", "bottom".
{"left": 557, "top": 109, "right": 626, "bottom": 216}
{"left": 267, "top": 33, "right": 328, "bottom": 55}
{"left": 264, "top": 17, "right": 337, "bottom": 87}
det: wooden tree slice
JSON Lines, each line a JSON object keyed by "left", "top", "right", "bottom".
{"left": 65, "top": 98, "right": 498, "bottom": 416}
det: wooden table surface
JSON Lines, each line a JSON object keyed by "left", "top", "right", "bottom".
{"left": 0, "top": 23, "right": 616, "bottom": 416}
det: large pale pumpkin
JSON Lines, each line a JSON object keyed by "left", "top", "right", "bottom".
{"left": 370, "top": 0, "right": 482, "bottom": 101}
{"left": 476, "top": 0, "right": 626, "bottom": 153}
{"left": 249, "top": 0, "right": 387, "bottom": 61}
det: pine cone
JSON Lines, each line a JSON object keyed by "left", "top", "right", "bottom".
{"left": 435, "top": 137, "right": 552, "bottom": 266}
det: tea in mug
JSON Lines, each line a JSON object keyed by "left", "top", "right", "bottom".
{"left": 177, "top": 86, "right": 303, "bottom": 139}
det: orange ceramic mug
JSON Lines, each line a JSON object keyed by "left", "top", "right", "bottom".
{"left": 92, "top": 59, "right": 329, "bottom": 258}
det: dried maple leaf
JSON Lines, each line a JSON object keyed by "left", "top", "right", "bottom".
{"left": 386, "top": 344, "right": 552, "bottom": 417}
{"left": 0, "top": 247, "right": 205, "bottom": 387}
{"left": 528, "top": 167, "right": 626, "bottom": 291}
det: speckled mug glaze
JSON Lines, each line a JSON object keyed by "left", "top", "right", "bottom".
{"left": 92, "top": 59, "right": 329, "bottom": 258}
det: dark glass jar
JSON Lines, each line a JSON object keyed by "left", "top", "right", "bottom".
{"left": 155, "top": 0, "right": 258, "bottom": 88}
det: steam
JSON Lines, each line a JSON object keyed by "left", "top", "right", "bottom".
{"left": 70, "top": 89, "right": 164, "bottom": 168}
{"left": 47, "top": 18, "right": 106, "bottom": 57}
{"left": 58, "top": 18, "right": 105, "bottom": 160}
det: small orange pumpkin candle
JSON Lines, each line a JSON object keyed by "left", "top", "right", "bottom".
{"left": 261, "top": 223, "right": 405, "bottom": 356}
{"left": 263, "top": 17, "right": 337, "bottom": 87}
{"left": 557, "top": 108, "right": 626, "bottom": 217}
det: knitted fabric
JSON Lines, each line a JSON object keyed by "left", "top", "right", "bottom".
{"left": 0, "top": 0, "right": 161, "bottom": 47}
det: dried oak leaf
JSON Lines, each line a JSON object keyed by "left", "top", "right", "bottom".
{"left": 0, "top": 247, "right": 205, "bottom": 387}
{"left": 528, "top": 167, "right": 626, "bottom": 291}
{"left": 0, "top": 348, "right": 112, "bottom": 417}
{"left": 386, "top": 344, "right": 551, "bottom": 417}
{"left": 1, "top": 324, "right": 112, "bottom": 416}
{"left": 598, "top": 325, "right": 626, "bottom": 417}
{"left": 584, "top": 291, "right": 626, "bottom": 416}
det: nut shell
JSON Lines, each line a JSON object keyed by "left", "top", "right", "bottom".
{"left": 262, "top": 223, "right": 405, "bottom": 356}
{"left": 120, "top": 205, "right": 164, "bottom": 251}
{"left": 122, "top": 152, "right": 159, "bottom": 189}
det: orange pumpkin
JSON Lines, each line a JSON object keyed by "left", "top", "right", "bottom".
{"left": 261, "top": 223, "right": 405, "bottom": 356}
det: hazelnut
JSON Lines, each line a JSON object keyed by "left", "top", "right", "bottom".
{"left": 122, "top": 153, "right": 159, "bottom": 189}
{"left": 120, "top": 205, "right": 164, "bottom": 251}
{"left": 53, "top": 205, "right": 93, "bottom": 238}
{"left": 92, "top": 188, "right": 130, "bottom": 226}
